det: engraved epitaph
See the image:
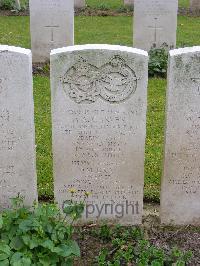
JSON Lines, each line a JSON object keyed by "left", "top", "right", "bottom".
{"left": 161, "top": 47, "right": 200, "bottom": 225}
{"left": 30, "top": 0, "right": 74, "bottom": 63}
{"left": 0, "top": 46, "right": 37, "bottom": 209}
{"left": 134, "top": 0, "right": 178, "bottom": 51}
{"left": 51, "top": 45, "right": 148, "bottom": 225}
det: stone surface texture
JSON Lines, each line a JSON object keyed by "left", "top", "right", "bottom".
{"left": 0, "top": 45, "right": 37, "bottom": 209}
{"left": 161, "top": 46, "right": 200, "bottom": 225}
{"left": 74, "top": 0, "right": 85, "bottom": 8}
{"left": 124, "top": 0, "right": 134, "bottom": 6}
{"left": 30, "top": 0, "right": 74, "bottom": 63}
{"left": 190, "top": 0, "right": 200, "bottom": 11}
{"left": 51, "top": 44, "right": 148, "bottom": 225}
{"left": 134, "top": 0, "right": 178, "bottom": 51}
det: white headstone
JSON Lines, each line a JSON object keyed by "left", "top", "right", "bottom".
{"left": 134, "top": 0, "right": 178, "bottom": 51}
{"left": 51, "top": 44, "right": 148, "bottom": 225}
{"left": 30, "top": 0, "right": 74, "bottom": 63}
{"left": 124, "top": 0, "right": 134, "bottom": 6}
{"left": 74, "top": 0, "right": 85, "bottom": 8}
{"left": 190, "top": 0, "right": 200, "bottom": 12}
{"left": 0, "top": 45, "right": 37, "bottom": 209}
{"left": 161, "top": 46, "right": 200, "bottom": 225}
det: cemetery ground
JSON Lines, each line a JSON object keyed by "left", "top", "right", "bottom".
{"left": 1, "top": 15, "right": 199, "bottom": 201}
{"left": 0, "top": 8, "right": 200, "bottom": 266}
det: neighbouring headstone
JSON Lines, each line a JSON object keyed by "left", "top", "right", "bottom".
{"left": 30, "top": 0, "right": 74, "bottom": 63}
{"left": 15, "top": 0, "right": 21, "bottom": 10}
{"left": 51, "top": 44, "right": 148, "bottom": 225}
{"left": 0, "top": 45, "right": 37, "bottom": 209}
{"left": 134, "top": 0, "right": 178, "bottom": 51}
{"left": 124, "top": 0, "right": 134, "bottom": 7}
{"left": 190, "top": 0, "right": 200, "bottom": 13}
{"left": 74, "top": 0, "right": 85, "bottom": 8}
{"left": 161, "top": 46, "right": 200, "bottom": 225}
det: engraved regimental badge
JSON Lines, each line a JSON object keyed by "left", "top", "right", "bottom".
{"left": 62, "top": 55, "right": 137, "bottom": 104}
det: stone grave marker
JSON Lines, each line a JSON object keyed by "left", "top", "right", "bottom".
{"left": 134, "top": 0, "right": 178, "bottom": 51}
{"left": 190, "top": 0, "right": 200, "bottom": 13}
{"left": 74, "top": 0, "right": 85, "bottom": 8}
{"left": 0, "top": 45, "right": 37, "bottom": 209}
{"left": 124, "top": 0, "right": 134, "bottom": 7}
{"left": 30, "top": 0, "right": 74, "bottom": 63}
{"left": 51, "top": 44, "right": 148, "bottom": 225}
{"left": 161, "top": 46, "right": 200, "bottom": 225}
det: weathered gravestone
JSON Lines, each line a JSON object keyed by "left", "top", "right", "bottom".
{"left": 51, "top": 45, "right": 148, "bottom": 225}
{"left": 0, "top": 45, "right": 37, "bottom": 209}
{"left": 124, "top": 0, "right": 134, "bottom": 7}
{"left": 190, "top": 0, "right": 200, "bottom": 13}
{"left": 161, "top": 46, "right": 200, "bottom": 225}
{"left": 30, "top": 0, "right": 74, "bottom": 63}
{"left": 134, "top": 0, "right": 178, "bottom": 51}
{"left": 74, "top": 0, "right": 85, "bottom": 8}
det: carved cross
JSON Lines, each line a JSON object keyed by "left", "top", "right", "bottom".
{"left": 191, "top": 77, "right": 200, "bottom": 95}
{"left": 45, "top": 24, "right": 59, "bottom": 42}
{"left": 148, "top": 18, "right": 163, "bottom": 47}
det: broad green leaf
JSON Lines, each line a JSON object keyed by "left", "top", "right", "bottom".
{"left": 0, "top": 254, "right": 10, "bottom": 261}
{"left": 39, "top": 254, "right": 59, "bottom": 265}
{"left": 0, "top": 259, "right": 9, "bottom": 266}
{"left": 0, "top": 242, "right": 11, "bottom": 261}
{"left": 10, "top": 252, "right": 23, "bottom": 264}
{"left": 10, "top": 237, "right": 24, "bottom": 251}
{"left": 18, "top": 220, "right": 33, "bottom": 232}
{"left": 12, "top": 257, "right": 32, "bottom": 266}
{"left": 40, "top": 239, "right": 54, "bottom": 251}
{"left": 22, "top": 235, "right": 40, "bottom": 249}
{"left": 67, "top": 240, "right": 80, "bottom": 257}
{"left": 55, "top": 240, "right": 80, "bottom": 257}
{"left": 11, "top": 253, "right": 31, "bottom": 266}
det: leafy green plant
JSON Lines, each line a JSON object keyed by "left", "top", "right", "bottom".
{"left": 0, "top": 0, "right": 14, "bottom": 10}
{"left": 96, "top": 226, "right": 193, "bottom": 265}
{"left": 0, "top": 196, "right": 84, "bottom": 265}
{"left": 148, "top": 47, "right": 168, "bottom": 78}
{"left": 91, "top": 224, "right": 112, "bottom": 242}
{"left": 0, "top": 0, "right": 28, "bottom": 11}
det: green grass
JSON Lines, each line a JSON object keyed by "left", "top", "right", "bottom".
{"left": 33, "top": 77, "right": 53, "bottom": 198}
{"left": 85, "top": 0, "right": 190, "bottom": 9}
{"left": 145, "top": 79, "right": 166, "bottom": 201}
{"left": 1, "top": 16, "right": 199, "bottom": 49}
{"left": 179, "top": 0, "right": 190, "bottom": 8}
{"left": 86, "top": 0, "right": 124, "bottom": 9}
{"left": 75, "top": 16, "right": 132, "bottom": 46}
{"left": 0, "top": 14, "right": 199, "bottom": 200}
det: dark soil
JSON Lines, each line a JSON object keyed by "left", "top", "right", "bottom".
{"left": 74, "top": 203, "right": 200, "bottom": 265}
{"left": 0, "top": 9, "right": 29, "bottom": 16}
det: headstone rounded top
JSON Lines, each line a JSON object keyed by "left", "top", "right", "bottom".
{"left": 0, "top": 45, "right": 31, "bottom": 56}
{"left": 169, "top": 46, "right": 200, "bottom": 56}
{"left": 51, "top": 44, "right": 148, "bottom": 225}
{"left": 50, "top": 44, "right": 148, "bottom": 57}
